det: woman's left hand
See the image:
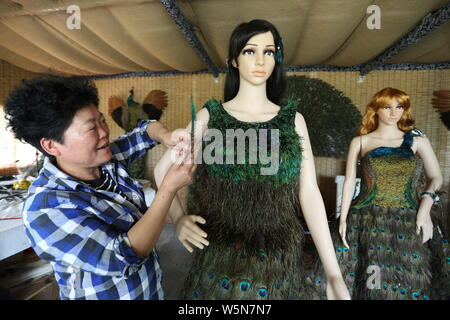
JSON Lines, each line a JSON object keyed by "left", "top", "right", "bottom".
{"left": 416, "top": 209, "right": 433, "bottom": 243}
{"left": 326, "top": 275, "right": 351, "bottom": 300}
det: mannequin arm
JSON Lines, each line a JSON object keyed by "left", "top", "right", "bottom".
{"left": 154, "top": 150, "right": 186, "bottom": 223}
{"left": 154, "top": 108, "right": 210, "bottom": 251}
{"left": 338, "top": 137, "right": 361, "bottom": 248}
{"left": 339, "top": 137, "right": 360, "bottom": 221}
{"left": 294, "top": 113, "right": 350, "bottom": 300}
{"left": 415, "top": 136, "right": 443, "bottom": 243}
{"left": 415, "top": 136, "right": 443, "bottom": 197}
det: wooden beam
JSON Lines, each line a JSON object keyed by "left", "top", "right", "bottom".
{"left": 160, "top": 0, "right": 219, "bottom": 77}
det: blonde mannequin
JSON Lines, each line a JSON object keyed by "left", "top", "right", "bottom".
{"left": 339, "top": 92, "right": 442, "bottom": 247}
{"left": 334, "top": 87, "right": 448, "bottom": 300}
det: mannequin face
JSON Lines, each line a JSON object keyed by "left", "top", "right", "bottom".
{"left": 233, "top": 31, "right": 276, "bottom": 86}
{"left": 376, "top": 98, "right": 404, "bottom": 126}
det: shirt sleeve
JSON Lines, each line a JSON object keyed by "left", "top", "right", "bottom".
{"left": 23, "top": 200, "right": 146, "bottom": 278}
{"left": 110, "top": 120, "right": 160, "bottom": 167}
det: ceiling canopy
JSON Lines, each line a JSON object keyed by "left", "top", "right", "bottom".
{"left": 0, "top": 0, "right": 449, "bottom": 76}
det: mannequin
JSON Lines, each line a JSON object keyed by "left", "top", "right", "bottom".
{"left": 154, "top": 19, "right": 350, "bottom": 300}
{"left": 335, "top": 87, "right": 449, "bottom": 299}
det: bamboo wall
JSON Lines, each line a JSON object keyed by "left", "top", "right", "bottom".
{"left": 0, "top": 61, "right": 39, "bottom": 175}
{"left": 93, "top": 69, "right": 450, "bottom": 216}
{"left": 0, "top": 60, "right": 39, "bottom": 105}
{"left": 1, "top": 59, "right": 449, "bottom": 216}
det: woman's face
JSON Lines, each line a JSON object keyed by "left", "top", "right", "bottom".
{"left": 234, "top": 31, "right": 276, "bottom": 86}
{"left": 55, "top": 104, "right": 112, "bottom": 172}
{"left": 376, "top": 98, "right": 405, "bottom": 126}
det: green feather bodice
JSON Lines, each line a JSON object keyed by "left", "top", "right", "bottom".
{"left": 182, "top": 99, "right": 308, "bottom": 300}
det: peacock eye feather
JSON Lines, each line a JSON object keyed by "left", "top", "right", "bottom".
{"left": 274, "top": 251, "right": 281, "bottom": 260}
{"left": 239, "top": 281, "right": 250, "bottom": 291}
{"left": 192, "top": 290, "right": 200, "bottom": 299}
{"left": 258, "top": 250, "right": 268, "bottom": 261}
{"left": 258, "top": 288, "right": 267, "bottom": 298}
{"left": 221, "top": 278, "right": 231, "bottom": 290}
{"left": 208, "top": 272, "right": 216, "bottom": 279}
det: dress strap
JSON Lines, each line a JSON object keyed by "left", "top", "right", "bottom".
{"left": 401, "top": 128, "right": 425, "bottom": 149}
{"left": 202, "top": 99, "right": 220, "bottom": 116}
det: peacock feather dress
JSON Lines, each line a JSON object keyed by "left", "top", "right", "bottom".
{"left": 312, "top": 129, "right": 449, "bottom": 300}
{"left": 180, "top": 99, "right": 308, "bottom": 300}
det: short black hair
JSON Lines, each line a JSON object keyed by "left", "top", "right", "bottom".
{"left": 4, "top": 75, "right": 99, "bottom": 156}
{"left": 224, "top": 19, "right": 286, "bottom": 104}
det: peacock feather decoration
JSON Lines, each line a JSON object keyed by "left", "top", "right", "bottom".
{"left": 108, "top": 88, "right": 168, "bottom": 179}
{"left": 431, "top": 90, "right": 450, "bottom": 130}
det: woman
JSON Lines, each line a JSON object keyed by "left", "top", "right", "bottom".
{"left": 155, "top": 19, "right": 349, "bottom": 300}
{"left": 336, "top": 87, "right": 449, "bottom": 299}
{"left": 4, "top": 75, "right": 195, "bottom": 300}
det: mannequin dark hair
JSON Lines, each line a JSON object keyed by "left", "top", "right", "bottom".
{"left": 224, "top": 19, "right": 286, "bottom": 104}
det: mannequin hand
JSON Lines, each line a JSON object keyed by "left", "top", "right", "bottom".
{"left": 175, "top": 215, "right": 209, "bottom": 253}
{"left": 416, "top": 209, "right": 433, "bottom": 243}
{"left": 326, "top": 275, "right": 351, "bottom": 300}
{"left": 338, "top": 218, "right": 349, "bottom": 249}
{"left": 162, "top": 128, "right": 191, "bottom": 149}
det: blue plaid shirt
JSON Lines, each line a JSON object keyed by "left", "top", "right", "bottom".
{"left": 22, "top": 120, "right": 164, "bottom": 300}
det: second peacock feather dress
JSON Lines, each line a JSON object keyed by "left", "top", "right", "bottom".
{"left": 180, "top": 99, "right": 307, "bottom": 300}
{"left": 312, "top": 129, "right": 449, "bottom": 300}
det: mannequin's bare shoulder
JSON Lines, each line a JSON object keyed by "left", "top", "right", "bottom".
{"left": 350, "top": 133, "right": 371, "bottom": 145}
{"left": 413, "top": 134, "right": 428, "bottom": 145}
{"left": 414, "top": 134, "right": 431, "bottom": 152}
{"left": 349, "top": 135, "right": 361, "bottom": 146}
{"left": 196, "top": 107, "right": 210, "bottom": 123}
{"left": 294, "top": 112, "right": 307, "bottom": 136}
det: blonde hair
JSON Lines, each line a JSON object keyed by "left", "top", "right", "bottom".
{"left": 359, "top": 87, "right": 415, "bottom": 135}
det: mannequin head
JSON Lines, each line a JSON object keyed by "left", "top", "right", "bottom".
{"left": 359, "top": 87, "right": 415, "bottom": 135}
{"left": 224, "top": 19, "right": 285, "bottom": 104}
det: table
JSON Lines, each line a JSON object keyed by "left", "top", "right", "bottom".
{"left": 0, "top": 201, "right": 30, "bottom": 261}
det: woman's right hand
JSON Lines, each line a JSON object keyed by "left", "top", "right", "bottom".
{"left": 160, "top": 152, "right": 196, "bottom": 194}
{"left": 338, "top": 218, "right": 349, "bottom": 249}
{"left": 175, "top": 215, "right": 209, "bottom": 253}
